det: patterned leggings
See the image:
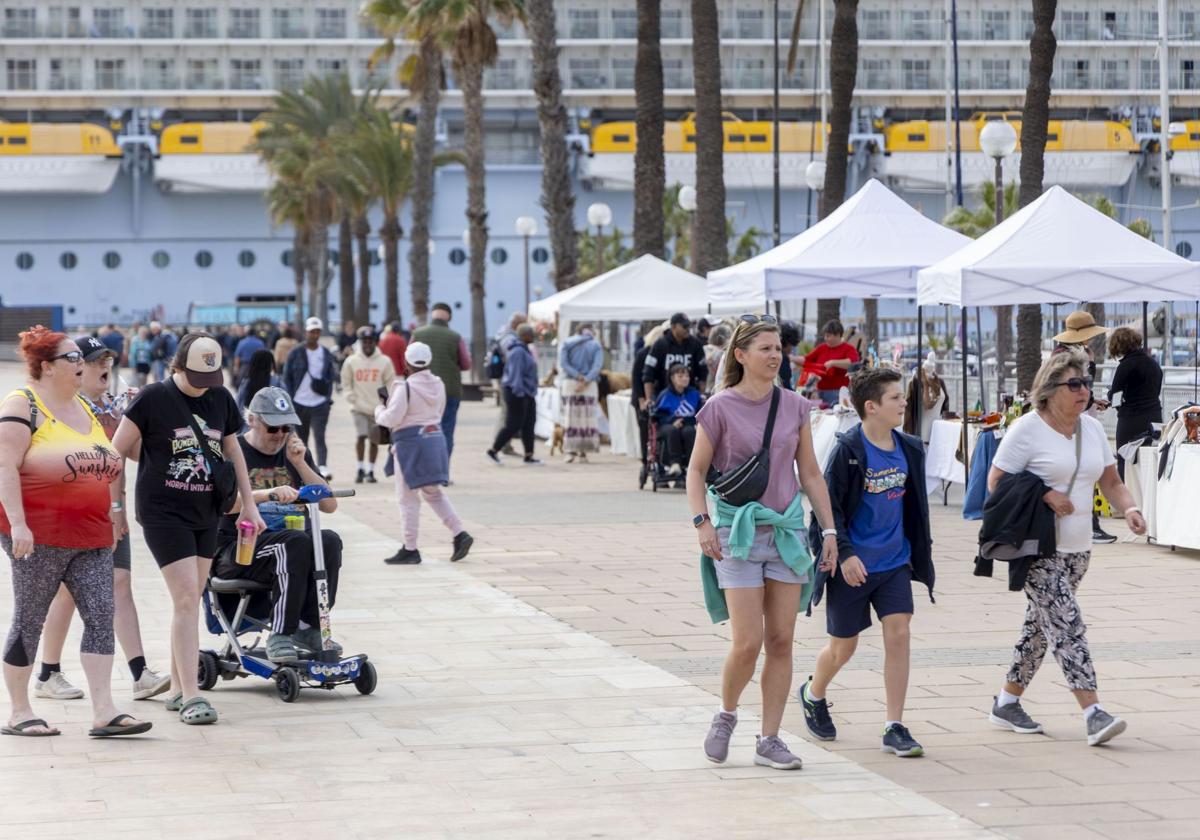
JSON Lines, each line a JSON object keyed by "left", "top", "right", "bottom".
{"left": 1006, "top": 550, "right": 1097, "bottom": 691}
{"left": 1, "top": 536, "right": 114, "bottom": 667}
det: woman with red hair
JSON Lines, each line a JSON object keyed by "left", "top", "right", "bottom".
{"left": 0, "top": 326, "right": 150, "bottom": 737}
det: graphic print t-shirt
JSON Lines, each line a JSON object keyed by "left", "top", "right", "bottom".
{"left": 124, "top": 381, "right": 241, "bottom": 528}
{"left": 216, "top": 436, "right": 317, "bottom": 543}
{"left": 848, "top": 431, "right": 911, "bottom": 573}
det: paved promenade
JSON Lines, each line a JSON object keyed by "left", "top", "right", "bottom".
{"left": 1, "top": 361, "right": 1198, "bottom": 838}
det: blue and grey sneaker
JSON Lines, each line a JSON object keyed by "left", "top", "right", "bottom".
{"left": 754, "top": 734, "right": 803, "bottom": 770}
{"left": 989, "top": 696, "right": 1044, "bottom": 734}
{"left": 703, "top": 711, "right": 737, "bottom": 763}
{"left": 881, "top": 723, "right": 924, "bottom": 757}
{"left": 798, "top": 677, "right": 837, "bottom": 741}
{"left": 1086, "top": 709, "right": 1127, "bottom": 747}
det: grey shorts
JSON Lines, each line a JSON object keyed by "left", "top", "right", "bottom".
{"left": 713, "top": 527, "right": 809, "bottom": 589}
{"left": 351, "top": 411, "right": 378, "bottom": 438}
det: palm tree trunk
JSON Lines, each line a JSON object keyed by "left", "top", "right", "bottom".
{"left": 381, "top": 213, "right": 401, "bottom": 324}
{"left": 818, "top": 0, "right": 860, "bottom": 326}
{"left": 338, "top": 211, "right": 355, "bottom": 326}
{"left": 634, "top": 0, "right": 665, "bottom": 259}
{"left": 1085, "top": 302, "right": 1107, "bottom": 363}
{"left": 293, "top": 228, "right": 308, "bottom": 333}
{"left": 1016, "top": 0, "right": 1057, "bottom": 391}
{"left": 691, "top": 0, "right": 727, "bottom": 275}
{"left": 354, "top": 213, "right": 372, "bottom": 325}
{"left": 994, "top": 304, "right": 1012, "bottom": 391}
{"left": 862, "top": 300, "right": 878, "bottom": 352}
{"left": 459, "top": 57, "right": 489, "bottom": 378}
{"left": 307, "top": 230, "right": 328, "bottom": 325}
{"left": 526, "top": 0, "right": 579, "bottom": 290}
{"left": 409, "top": 37, "right": 442, "bottom": 325}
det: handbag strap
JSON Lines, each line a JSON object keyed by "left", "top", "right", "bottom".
{"left": 166, "top": 379, "right": 222, "bottom": 476}
{"left": 760, "top": 386, "right": 781, "bottom": 452}
{"left": 1066, "top": 418, "right": 1083, "bottom": 496}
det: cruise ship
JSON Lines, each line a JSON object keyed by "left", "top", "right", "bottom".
{"left": 1, "top": 0, "right": 1199, "bottom": 332}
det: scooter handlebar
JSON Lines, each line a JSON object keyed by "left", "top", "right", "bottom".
{"left": 329, "top": 489, "right": 356, "bottom": 498}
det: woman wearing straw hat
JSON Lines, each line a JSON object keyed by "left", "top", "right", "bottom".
{"left": 1052, "top": 311, "right": 1115, "bottom": 544}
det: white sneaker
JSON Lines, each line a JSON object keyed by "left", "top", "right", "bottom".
{"left": 131, "top": 666, "right": 172, "bottom": 700}
{"left": 34, "top": 671, "right": 84, "bottom": 700}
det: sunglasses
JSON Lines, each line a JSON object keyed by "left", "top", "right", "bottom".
{"left": 264, "top": 424, "right": 293, "bottom": 434}
{"left": 738, "top": 314, "right": 779, "bottom": 326}
{"left": 1055, "top": 376, "right": 1094, "bottom": 392}
{"left": 51, "top": 351, "right": 84, "bottom": 364}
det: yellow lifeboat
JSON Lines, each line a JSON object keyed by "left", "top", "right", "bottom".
{"left": 155, "top": 121, "right": 270, "bottom": 193}
{"left": 582, "top": 113, "right": 833, "bottom": 190}
{"left": 0, "top": 123, "right": 121, "bottom": 194}
{"left": 880, "top": 112, "right": 1139, "bottom": 190}
{"left": 1168, "top": 121, "right": 1200, "bottom": 187}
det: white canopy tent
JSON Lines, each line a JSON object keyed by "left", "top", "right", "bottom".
{"left": 917, "top": 185, "right": 1200, "bottom": 306}
{"left": 706, "top": 178, "right": 971, "bottom": 304}
{"left": 529, "top": 254, "right": 760, "bottom": 325}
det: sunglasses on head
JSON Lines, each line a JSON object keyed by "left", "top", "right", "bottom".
{"left": 264, "top": 424, "right": 293, "bottom": 434}
{"left": 51, "top": 351, "right": 84, "bottom": 364}
{"left": 738, "top": 314, "right": 779, "bottom": 326}
{"left": 1055, "top": 376, "right": 1094, "bottom": 392}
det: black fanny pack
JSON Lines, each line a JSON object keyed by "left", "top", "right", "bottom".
{"left": 706, "top": 386, "right": 779, "bottom": 507}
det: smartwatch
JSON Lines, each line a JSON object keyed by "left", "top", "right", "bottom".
{"left": 692, "top": 513, "right": 711, "bottom": 528}
{"left": 268, "top": 491, "right": 279, "bottom": 502}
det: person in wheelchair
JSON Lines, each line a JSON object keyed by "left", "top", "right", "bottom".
{"left": 653, "top": 364, "right": 704, "bottom": 480}
{"left": 213, "top": 386, "right": 343, "bottom": 664}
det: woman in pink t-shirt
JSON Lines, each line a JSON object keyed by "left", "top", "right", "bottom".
{"left": 687, "top": 316, "right": 839, "bottom": 770}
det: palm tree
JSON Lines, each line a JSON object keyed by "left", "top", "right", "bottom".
{"left": 337, "top": 212, "right": 355, "bottom": 323}
{"left": 1015, "top": 0, "right": 1058, "bottom": 391}
{"left": 265, "top": 173, "right": 311, "bottom": 333}
{"left": 525, "top": 0, "right": 579, "bottom": 289}
{"left": 633, "top": 0, "right": 665, "bottom": 259}
{"left": 691, "top": 0, "right": 727, "bottom": 275}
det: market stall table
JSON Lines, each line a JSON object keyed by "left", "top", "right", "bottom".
{"left": 926, "top": 419, "right": 981, "bottom": 497}
{"left": 606, "top": 392, "right": 640, "bottom": 458}
{"left": 810, "top": 408, "right": 861, "bottom": 471}
{"left": 1122, "top": 445, "right": 1159, "bottom": 542}
{"left": 1147, "top": 444, "right": 1200, "bottom": 549}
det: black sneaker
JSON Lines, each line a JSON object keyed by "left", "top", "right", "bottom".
{"left": 881, "top": 723, "right": 924, "bottom": 757}
{"left": 384, "top": 547, "right": 422, "bottom": 565}
{"left": 451, "top": 531, "right": 474, "bottom": 562}
{"left": 523, "top": 456, "right": 543, "bottom": 466}
{"left": 365, "top": 470, "right": 378, "bottom": 484}
{"left": 486, "top": 450, "right": 503, "bottom": 466}
{"left": 1092, "top": 527, "right": 1117, "bottom": 544}
{"left": 798, "top": 677, "right": 837, "bottom": 741}
{"left": 355, "top": 469, "right": 365, "bottom": 484}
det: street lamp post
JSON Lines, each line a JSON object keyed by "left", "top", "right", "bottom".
{"left": 980, "top": 119, "right": 1017, "bottom": 409}
{"left": 801, "top": 162, "right": 826, "bottom": 339}
{"left": 586, "top": 202, "right": 612, "bottom": 276}
{"left": 678, "top": 185, "right": 698, "bottom": 273}
{"left": 515, "top": 215, "right": 538, "bottom": 313}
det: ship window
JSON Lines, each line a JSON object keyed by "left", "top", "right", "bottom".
{"left": 238, "top": 249, "right": 255, "bottom": 268}
{"left": 61, "top": 252, "right": 78, "bottom": 270}
{"left": 449, "top": 247, "right": 466, "bottom": 265}
{"left": 152, "top": 250, "right": 170, "bottom": 268}
{"left": 728, "top": 134, "right": 744, "bottom": 142}
{"left": 749, "top": 134, "right": 768, "bottom": 142}
{"left": 368, "top": 250, "right": 381, "bottom": 266}
{"left": 531, "top": 246, "right": 550, "bottom": 264}
{"left": 195, "top": 250, "right": 213, "bottom": 268}
{"left": 490, "top": 247, "right": 508, "bottom": 265}
{"left": 907, "top": 133, "right": 926, "bottom": 142}
{"left": 1047, "top": 132, "right": 1059, "bottom": 141}
{"left": 686, "top": 134, "right": 696, "bottom": 143}
{"left": 1177, "top": 241, "right": 1193, "bottom": 258}
{"left": 1192, "top": 133, "right": 1200, "bottom": 141}
{"left": 103, "top": 251, "right": 121, "bottom": 269}
{"left": 612, "top": 133, "right": 631, "bottom": 143}
{"left": 180, "top": 135, "right": 199, "bottom": 145}
{"left": 8, "top": 137, "right": 27, "bottom": 146}
{"left": 15, "top": 253, "right": 33, "bottom": 270}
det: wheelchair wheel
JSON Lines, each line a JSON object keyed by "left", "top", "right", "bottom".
{"left": 354, "top": 661, "right": 378, "bottom": 696}
{"left": 198, "top": 651, "right": 220, "bottom": 691}
{"left": 275, "top": 667, "right": 300, "bottom": 703}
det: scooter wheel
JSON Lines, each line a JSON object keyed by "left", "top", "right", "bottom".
{"left": 198, "top": 651, "right": 220, "bottom": 691}
{"left": 354, "top": 661, "right": 377, "bottom": 696}
{"left": 276, "top": 667, "right": 300, "bottom": 703}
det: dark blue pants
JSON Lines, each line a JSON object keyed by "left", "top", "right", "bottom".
{"left": 441, "top": 396, "right": 462, "bottom": 459}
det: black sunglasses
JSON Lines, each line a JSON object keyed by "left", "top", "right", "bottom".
{"left": 265, "top": 424, "right": 293, "bottom": 434}
{"left": 739, "top": 314, "right": 779, "bottom": 326}
{"left": 1054, "top": 377, "right": 1094, "bottom": 392}
{"left": 51, "top": 351, "right": 84, "bottom": 364}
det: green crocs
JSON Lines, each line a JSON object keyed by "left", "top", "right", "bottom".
{"left": 164, "top": 692, "right": 183, "bottom": 712}
{"left": 179, "top": 696, "right": 218, "bottom": 725}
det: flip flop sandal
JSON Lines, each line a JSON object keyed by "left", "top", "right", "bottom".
{"left": 89, "top": 714, "right": 153, "bottom": 738}
{"left": 1, "top": 718, "right": 60, "bottom": 737}
{"left": 179, "top": 697, "right": 218, "bottom": 726}
{"left": 164, "top": 692, "right": 183, "bottom": 712}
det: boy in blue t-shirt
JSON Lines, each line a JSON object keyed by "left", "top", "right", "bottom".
{"left": 799, "top": 367, "right": 935, "bottom": 758}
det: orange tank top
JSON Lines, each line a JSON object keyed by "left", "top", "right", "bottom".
{"left": 0, "top": 388, "right": 122, "bottom": 549}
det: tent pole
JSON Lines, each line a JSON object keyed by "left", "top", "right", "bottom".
{"left": 1194, "top": 300, "right": 1198, "bottom": 403}
{"left": 914, "top": 305, "right": 923, "bottom": 437}
{"left": 1143, "top": 301, "right": 1149, "bottom": 351}
{"left": 961, "top": 306, "right": 970, "bottom": 481}
{"left": 975, "top": 305, "right": 986, "bottom": 412}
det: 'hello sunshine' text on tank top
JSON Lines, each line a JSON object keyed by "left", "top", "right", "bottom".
{"left": 0, "top": 389, "right": 121, "bottom": 549}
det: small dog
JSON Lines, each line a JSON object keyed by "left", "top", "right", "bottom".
{"left": 549, "top": 424, "right": 565, "bottom": 457}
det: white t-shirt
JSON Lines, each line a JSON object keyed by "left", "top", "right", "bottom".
{"left": 293, "top": 346, "right": 327, "bottom": 408}
{"left": 992, "top": 411, "right": 1115, "bottom": 553}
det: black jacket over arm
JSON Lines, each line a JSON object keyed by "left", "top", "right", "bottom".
{"left": 807, "top": 426, "right": 935, "bottom": 613}
{"left": 975, "top": 470, "right": 1056, "bottom": 591}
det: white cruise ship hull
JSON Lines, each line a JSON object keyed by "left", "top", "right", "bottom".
{"left": 0, "top": 157, "right": 120, "bottom": 194}
{"left": 881, "top": 151, "right": 1138, "bottom": 190}
{"left": 582, "top": 152, "right": 827, "bottom": 190}
{"left": 154, "top": 154, "right": 271, "bottom": 193}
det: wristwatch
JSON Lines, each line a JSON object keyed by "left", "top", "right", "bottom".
{"left": 692, "top": 513, "right": 711, "bottom": 528}
{"left": 268, "top": 491, "right": 279, "bottom": 502}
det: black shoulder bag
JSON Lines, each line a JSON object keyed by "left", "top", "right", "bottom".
{"left": 705, "top": 386, "right": 780, "bottom": 507}
{"left": 167, "top": 380, "right": 239, "bottom": 515}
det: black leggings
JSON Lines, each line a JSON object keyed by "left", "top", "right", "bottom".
{"left": 492, "top": 388, "right": 535, "bottom": 456}
{"left": 1115, "top": 410, "right": 1161, "bottom": 481}
{"left": 657, "top": 422, "right": 696, "bottom": 468}
{"left": 295, "top": 401, "right": 331, "bottom": 467}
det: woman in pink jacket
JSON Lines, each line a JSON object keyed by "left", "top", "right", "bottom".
{"left": 375, "top": 342, "right": 473, "bottom": 565}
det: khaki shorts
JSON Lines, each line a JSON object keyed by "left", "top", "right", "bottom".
{"left": 351, "top": 411, "right": 378, "bottom": 439}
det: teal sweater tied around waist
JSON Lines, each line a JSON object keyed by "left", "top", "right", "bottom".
{"left": 700, "top": 491, "right": 816, "bottom": 624}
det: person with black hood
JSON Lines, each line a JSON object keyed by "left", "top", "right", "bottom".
{"left": 642, "top": 312, "right": 707, "bottom": 405}
{"left": 800, "top": 367, "right": 933, "bottom": 758}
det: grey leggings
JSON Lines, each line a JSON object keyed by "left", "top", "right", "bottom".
{"left": 1, "top": 536, "right": 114, "bottom": 667}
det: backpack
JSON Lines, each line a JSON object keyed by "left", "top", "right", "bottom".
{"left": 485, "top": 340, "right": 505, "bottom": 380}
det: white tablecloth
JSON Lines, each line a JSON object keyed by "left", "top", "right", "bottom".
{"left": 1123, "top": 445, "right": 1158, "bottom": 541}
{"left": 534, "top": 386, "right": 560, "bottom": 440}
{"left": 1152, "top": 444, "right": 1200, "bottom": 549}
{"left": 925, "top": 419, "right": 981, "bottom": 491}
{"left": 606, "top": 392, "right": 640, "bottom": 458}
{"left": 810, "top": 408, "right": 861, "bottom": 471}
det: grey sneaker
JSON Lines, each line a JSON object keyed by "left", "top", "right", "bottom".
{"left": 989, "top": 697, "right": 1044, "bottom": 734}
{"left": 754, "top": 734, "right": 803, "bottom": 770}
{"left": 266, "top": 632, "right": 299, "bottom": 664}
{"left": 131, "top": 666, "right": 172, "bottom": 700}
{"left": 1086, "top": 709, "right": 1127, "bottom": 746}
{"left": 703, "top": 711, "right": 737, "bottom": 763}
{"left": 34, "top": 671, "right": 84, "bottom": 700}
{"left": 292, "top": 627, "right": 343, "bottom": 657}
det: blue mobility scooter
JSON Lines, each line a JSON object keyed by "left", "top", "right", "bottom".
{"left": 199, "top": 484, "right": 377, "bottom": 702}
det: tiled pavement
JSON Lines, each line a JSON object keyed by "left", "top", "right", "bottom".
{"left": 2, "top": 363, "right": 1198, "bottom": 838}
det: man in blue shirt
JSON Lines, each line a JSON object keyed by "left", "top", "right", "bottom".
{"left": 798, "top": 367, "right": 935, "bottom": 759}
{"left": 99, "top": 324, "right": 125, "bottom": 373}
{"left": 233, "top": 327, "right": 267, "bottom": 385}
